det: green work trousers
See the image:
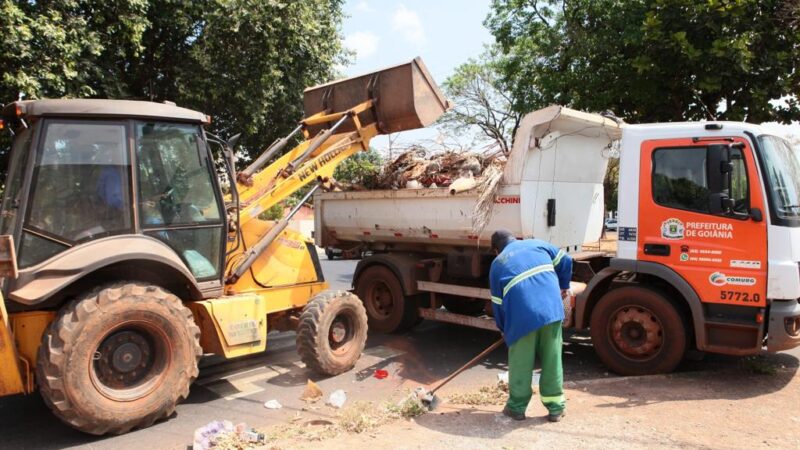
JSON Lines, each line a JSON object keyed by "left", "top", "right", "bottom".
{"left": 506, "top": 321, "right": 565, "bottom": 415}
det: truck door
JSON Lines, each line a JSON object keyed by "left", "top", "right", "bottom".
{"left": 638, "top": 138, "right": 767, "bottom": 309}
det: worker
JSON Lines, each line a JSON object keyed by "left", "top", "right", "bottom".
{"left": 489, "top": 230, "right": 572, "bottom": 422}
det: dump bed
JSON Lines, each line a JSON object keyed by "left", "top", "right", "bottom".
{"left": 315, "top": 106, "right": 623, "bottom": 253}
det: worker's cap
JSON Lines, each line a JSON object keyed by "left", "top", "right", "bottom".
{"left": 490, "top": 230, "right": 515, "bottom": 253}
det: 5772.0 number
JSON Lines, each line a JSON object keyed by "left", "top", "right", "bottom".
{"left": 720, "top": 291, "right": 760, "bottom": 303}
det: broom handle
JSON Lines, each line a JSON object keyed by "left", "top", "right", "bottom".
{"left": 429, "top": 338, "right": 505, "bottom": 395}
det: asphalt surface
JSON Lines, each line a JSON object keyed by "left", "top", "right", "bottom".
{"left": 0, "top": 255, "right": 797, "bottom": 449}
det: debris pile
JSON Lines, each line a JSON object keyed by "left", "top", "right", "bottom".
{"left": 377, "top": 148, "right": 504, "bottom": 191}
{"left": 332, "top": 147, "right": 506, "bottom": 194}
{"left": 192, "top": 420, "right": 265, "bottom": 450}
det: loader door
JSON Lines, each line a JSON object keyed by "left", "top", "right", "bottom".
{"left": 135, "top": 122, "right": 225, "bottom": 281}
{"left": 637, "top": 138, "right": 767, "bottom": 308}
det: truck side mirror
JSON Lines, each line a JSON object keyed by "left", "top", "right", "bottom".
{"left": 707, "top": 144, "right": 733, "bottom": 214}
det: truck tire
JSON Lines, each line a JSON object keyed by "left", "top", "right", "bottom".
{"left": 297, "top": 291, "right": 368, "bottom": 376}
{"left": 355, "top": 265, "right": 419, "bottom": 333}
{"left": 590, "top": 286, "right": 687, "bottom": 375}
{"left": 443, "top": 296, "right": 486, "bottom": 316}
{"left": 325, "top": 248, "right": 335, "bottom": 260}
{"left": 36, "top": 282, "right": 201, "bottom": 435}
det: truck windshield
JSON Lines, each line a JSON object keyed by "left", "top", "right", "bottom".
{"left": 758, "top": 135, "right": 800, "bottom": 221}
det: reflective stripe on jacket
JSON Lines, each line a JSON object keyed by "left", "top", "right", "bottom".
{"left": 489, "top": 239, "right": 572, "bottom": 346}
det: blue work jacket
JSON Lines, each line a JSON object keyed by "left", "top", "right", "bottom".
{"left": 489, "top": 239, "right": 573, "bottom": 346}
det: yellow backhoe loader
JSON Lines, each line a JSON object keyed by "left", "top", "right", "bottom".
{"left": 0, "top": 58, "right": 448, "bottom": 435}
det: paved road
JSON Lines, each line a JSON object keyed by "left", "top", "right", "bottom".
{"left": 0, "top": 256, "right": 797, "bottom": 449}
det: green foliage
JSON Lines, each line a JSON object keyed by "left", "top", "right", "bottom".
{"left": 440, "top": 49, "right": 522, "bottom": 153}
{"left": 486, "top": 0, "right": 800, "bottom": 124}
{"left": 0, "top": 0, "right": 348, "bottom": 163}
{"left": 260, "top": 202, "right": 285, "bottom": 221}
{"left": 604, "top": 158, "right": 619, "bottom": 212}
{"left": 333, "top": 148, "right": 383, "bottom": 187}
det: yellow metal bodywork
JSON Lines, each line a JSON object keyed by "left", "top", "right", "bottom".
{"left": 0, "top": 294, "right": 25, "bottom": 396}
{"left": 0, "top": 307, "right": 55, "bottom": 396}
{"left": 198, "top": 110, "right": 377, "bottom": 359}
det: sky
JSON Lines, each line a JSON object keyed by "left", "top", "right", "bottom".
{"left": 339, "top": 0, "right": 798, "bottom": 152}
{"left": 340, "top": 0, "right": 494, "bottom": 151}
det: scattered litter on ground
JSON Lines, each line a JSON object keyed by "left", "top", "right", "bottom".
{"left": 263, "top": 399, "right": 283, "bottom": 409}
{"left": 192, "top": 420, "right": 265, "bottom": 450}
{"left": 373, "top": 369, "right": 389, "bottom": 379}
{"left": 385, "top": 394, "right": 427, "bottom": 419}
{"left": 497, "top": 371, "right": 509, "bottom": 385}
{"left": 447, "top": 382, "right": 511, "bottom": 406}
{"left": 328, "top": 389, "right": 347, "bottom": 409}
{"left": 262, "top": 394, "right": 428, "bottom": 447}
{"left": 301, "top": 379, "right": 323, "bottom": 402}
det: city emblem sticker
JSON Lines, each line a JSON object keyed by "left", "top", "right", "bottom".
{"left": 661, "top": 218, "right": 684, "bottom": 240}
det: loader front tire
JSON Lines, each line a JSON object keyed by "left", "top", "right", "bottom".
{"left": 36, "top": 282, "right": 202, "bottom": 435}
{"left": 297, "top": 291, "right": 368, "bottom": 376}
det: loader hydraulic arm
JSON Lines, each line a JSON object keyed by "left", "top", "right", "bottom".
{"left": 222, "top": 57, "right": 449, "bottom": 285}
{"left": 224, "top": 100, "right": 379, "bottom": 284}
{"left": 234, "top": 99, "right": 378, "bottom": 229}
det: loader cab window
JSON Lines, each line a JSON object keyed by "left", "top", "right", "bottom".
{"left": 20, "top": 121, "right": 132, "bottom": 267}
{"left": 0, "top": 126, "right": 33, "bottom": 236}
{"left": 135, "top": 122, "right": 224, "bottom": 280}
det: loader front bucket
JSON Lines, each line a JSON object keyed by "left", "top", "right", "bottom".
{"left": 303, "top": 57, "right": 450, "bottom": 136}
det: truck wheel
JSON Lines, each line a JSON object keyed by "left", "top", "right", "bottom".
{"left": 36, "top": 282, "right": 201, "bottom": 435}
{"left": 590, "top": 286, "right": 687, "bottom": 375}
{"left": 443, "top": 297, "right": 486, "bottom": 316}
{"left": 356, "top": 265, "right": 419, "bottom": 333}
{"left": 325, "top": 248, "right": 335, "bottom": 260}
{"left": 297, "top": 291, "right": 368, "bottom": 376}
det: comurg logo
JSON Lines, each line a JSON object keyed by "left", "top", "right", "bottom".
{"left": 708, "top": 272, "right": 757, "bottom": 287}
{"left": 709, "top": 272, "right": 727, "bottom": 286}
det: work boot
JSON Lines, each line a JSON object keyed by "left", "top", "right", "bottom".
{"left": 502, "top": 406, "right": 526, "bottom": 421}
{"left": 547, "top": 410, "right": 565, "bottom": 422}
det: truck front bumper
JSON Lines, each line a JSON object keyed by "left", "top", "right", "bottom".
{"left": 767, "top": 299, "right": 800, "bottom": 352}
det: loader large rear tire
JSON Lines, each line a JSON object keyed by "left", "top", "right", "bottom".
{"left": 297, "top": 291, "right": 368, "bottom": 376}
{"left": 36, "top": 282, "right": 201, "bottom": 435}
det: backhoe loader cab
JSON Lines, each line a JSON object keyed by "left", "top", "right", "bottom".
{"left": 0, "top": 57, "right": 450, "bottom": 435}
{"left": 0, "top": 100, "right": 226, "bottom": 287}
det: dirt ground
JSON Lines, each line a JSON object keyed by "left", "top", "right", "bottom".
{"left": 269, "top": 366, "right": 800, "bottom": 449}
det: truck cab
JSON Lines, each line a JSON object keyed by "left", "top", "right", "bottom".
{"left": 577, "top": 121, "right": 800, "bottom": 373}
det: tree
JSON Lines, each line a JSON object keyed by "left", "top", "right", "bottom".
{"left": 0, "top": 0, "right": 348, "bottom": 163}
{"left": 333, "top": 148, "right": 383, "bottom": 188}
{"left": 486, "top": 0, "right": 800, "bottom": 124}
{"left": 439, "top": 50, "right": 522, "bottom": 154}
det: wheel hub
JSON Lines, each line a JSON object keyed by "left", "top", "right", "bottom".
{"left": 330, "top": 321, "right": 347, "bottom": 344}
{"left": 94, "top": 329, "right": 155, "bottom": 389}
{"left": 610, "top": 306, "right": 663, "bottom": 359}
{"left": 368, "top": 282, "right": 394, "bottom": 318}
{"left": 328, "top": 315, "right": 354, "bottom": 354}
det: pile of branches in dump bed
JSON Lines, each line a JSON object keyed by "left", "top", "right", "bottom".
{"left": 329, "top": 145, "right": 507, "bottom": 233}
{"left": 332, "top": 146, "right": 506, "bottom": 192}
